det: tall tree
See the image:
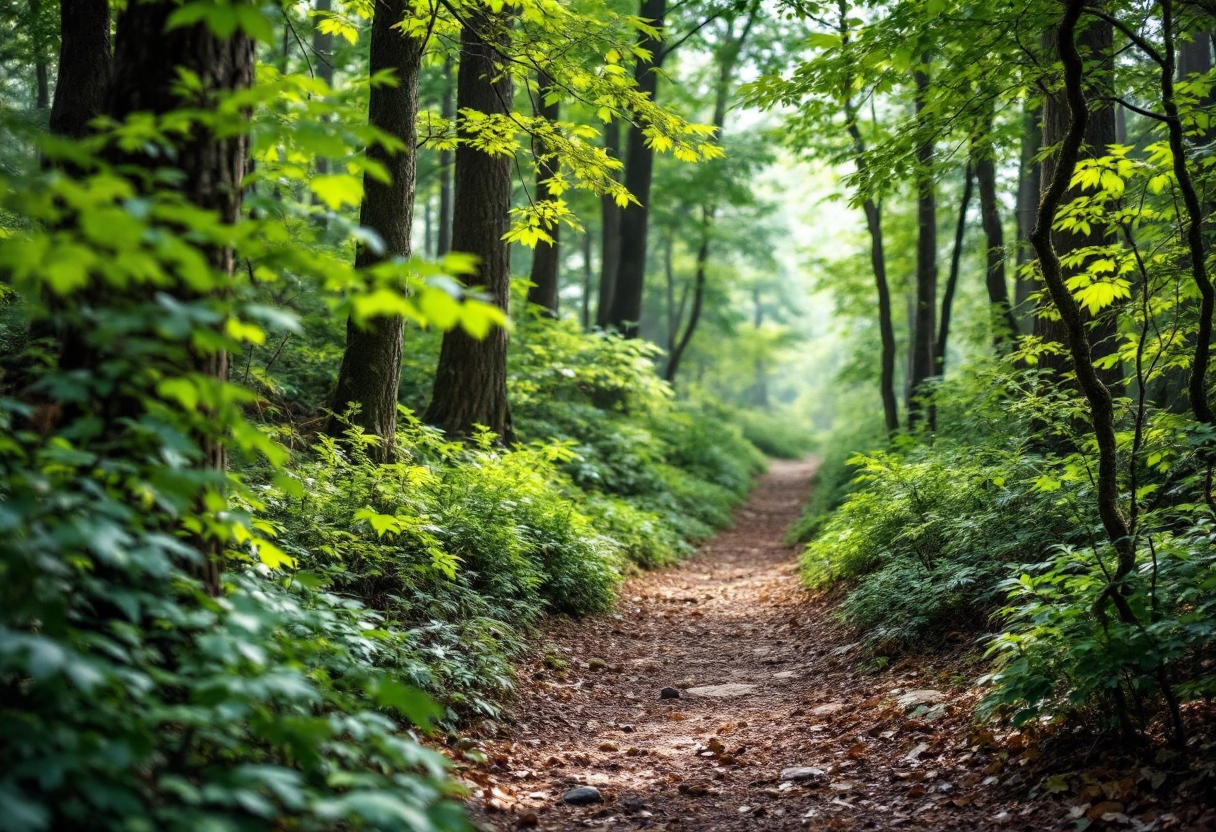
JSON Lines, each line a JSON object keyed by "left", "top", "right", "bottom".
{"left": 106, "top": 0, "right": 255, "bottom": 592}
{"left": 907, "top": 59, "right": 938, "bottom": 429}
{"left": 1035, "top": 15, "right": 1122, "bottom": 392}
{"left": 526, "top": 71, "right": 561, "bottom": 316}
{"left": 596, "top": 119, "right": 622, "bottom": 327}
{"left": 665, "top": 0, "right": 760, "bottom": 383}
{"left": 311, "top": 0, "right": 334, "bottom": 177}
{"left": 973, "top": 117, "right": 1018, "bottom": 348}
{"left": 49, "top": 0, "right": 110, "bottom": 138}
{"left": 936, "top": 162, "right": 973, "bottom": 379}
{"left": 604, "top": 0, "right": 666, "bottom": 337}
{"left": 1013, "top": 102, "right": 1042, "bottom": 331}
{"left": 327, "top": 0, "right": 423, "bottom": 459}
{"left": 424, "top": 7, "right": 514, "bottom": 441}
{"left": 438, "top": 55, "right": 455, "bottom": 256}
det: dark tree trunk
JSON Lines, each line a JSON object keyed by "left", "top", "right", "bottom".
{"left": 438, "top": 55, "right": 454, "bottom": 257}
{"left": 936, "top": 162, "right": 973, "bottom": 380}
{"left": 974, "top": 136, "right": 1018, "bottom": 348}
{"left": 596, "top": 118, "right": 623, "bottom": 327}
{"left": 107, "top": 1, "right": 254, "bottom": 594}
{"left": 327, "top": 0, "right": 423, "bottom": 459}
{"left": 1014, "top": 102, "right": 1042, "bottom": 332}
{"left": 665, "top": 212, "right": 708, "bottom": 383}
{"left": 312, "top": 0, "right": 334, "bottom": 178}
{"left": 1036, "top": 17, "right": 1122, "bottom": 393}
{"left": 908, "top": 62, "right": 938, "bottom": 430}
{"left": 526, "top": 71, "right": 561, "bottom": 316}
{"left": 605, "top": 0, "right": 666, "bottom": 337}
{"left": 582, "top": 230, "right": 593, "bottom": 330}
{"left": 31, "top": 0, "right": 50, "bottom": 109}
{"left": 49, "top": 0, "right": 111, "bottom": 138}
{"left": 423, "top": 8, "right": 514, "bottom": 442}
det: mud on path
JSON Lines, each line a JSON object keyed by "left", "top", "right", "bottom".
{"left": 460, "top": 459, "right": 1212, "bottom": 832}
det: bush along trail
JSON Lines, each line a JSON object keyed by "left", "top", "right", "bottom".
{"left": 456, "top": 459, "right": 1216, "bottom": 832}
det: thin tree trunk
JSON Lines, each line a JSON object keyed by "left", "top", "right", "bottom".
{"left": 107, "top": 0, "right": 254, "bottom": 594}
{"left": 30, "top": 0, "right": 49, "bottom": 109}
{"left": 1031, "top": 0, "right": 1134, "bottom": 614}
{"left": 605, "top": 0, "right": 666, "bottom": 337}
{"left": 437, "top": 55, "right": 454, "bottom": 256}
{"left": 665, "top": 210, "right": 708, "bottom": 383}
{"left": 49, "top": 0, "right": 111, "bottom": 139}
{"left": 1014, "top": 102, "right": 1042, "bottom": 331}
{"left": 664, "top": 234, "right": 677, "bottom": 353}
{"left": 596, "top": 119, "right": 623, "bottom": 327}
{"left": 312, "top": 0, "right": 334, "bottom": 178}
{"left": 582, "top": 230, "right": 593, "bottom": 330}
{"left": 424, "top": 7, "right": 514, "bottom": 442}
{"left": 327, "top": 0, "right": 423, "bottom": 459}
{"left": 1036, "top": 16, "right": 1122, "bottom": 393}
{"left": 974, "top": 134, "right": 1018, "bottom": 348}
{"left": 908, "top": 60, "right": 938, "bottom": 430}
{"left": 526, "top": 71, "right": 560, "bottom": 316}
{"left": 936, "top": 161, "right": 973, "bottom": 380}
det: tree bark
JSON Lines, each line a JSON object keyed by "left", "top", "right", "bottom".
{"left": 438, "top": 54, "right": 454, "bottom": 257}
{"left": 908, "top": 61, "right": 938, "bottom": 430}
{"left": 1031, "top": 0, "right": 1135, "bottom": 624}
{"left": 604, "top": 0, "right": 666, "bottom": 337}
{"left": 936, "top": 162, "right": 972, "bottom": 380}
{"left": 582, "top": 229, "right": 593, "bottom": 330}
{"left": 596, "top": 118, "right": 623, "bottom": 327}
{"left": 423, "top": 7, "right": 514, "bottom": 442}
{"left": 30, "top": 0, "right": 50, "bottom": 109}
{"left": 526, "top": 71, "right": 561, "bottom": 316}
{"left": 311, "top": 0, "right": 335, "bottom": 178}
{"left": 49, "top": 0, "right": 111, "bottom": 138}
{"left": 1036, "top": 16, "right": 1122, "bottom": 393}
{"left": 107, "top": 1, "right": 254, "bottom": 594}
{"left": 974, "top": 134, "right": 1018, "bottom": 349}
{"left": 1014, "top": 102, "right": 1042, "bottom": 332}
{"left": 665, "top": 211, "right": 708, "bottom": 383}
{"left": 326, "top": 0, "right": 422, "bottom": 460}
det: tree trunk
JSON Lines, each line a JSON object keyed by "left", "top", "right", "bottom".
{"left": 582, "top": 230, "right": 593, "bottom": 330}
{"left": 312, "top": 0, "right": 334, "bottom": 178}
{"left": 107, "top": 1, "right": 254, "bottom": 594}
{"left": 423, "top": 7, "right": 514, "bottom": 442}
{"left": 1014, "top": 102, "right": 1042, "bottom": 331}
{"left": 327, "top": 0, "right": 423, "bottom": 459}
{"left": 49, "top": 0, "right": 111, "bottom": 138}
{"left": 908, "top": 61, "right": 938, "bottom": 430}
{"left": 936, "top": 162, "right": 973, "bottom": 380}
{"left": 665, "top": 211, "right": 708, "bottom": 383}
{"left": 605, "top": 0, "right": 666, "bottom": 337}
{"left": 1036, "top": 16, "right": 1122, "bottom": 393}
{"left": 596, "top": 119, "right": 622, "bottom": 327}
{"left": 974, "top": 133, "right": 1018, "bottom": 348}
{"left": 30, "top": 0, "right": 49, "bottom": 109}
{"left": 1031, "top": 0, "right": 1136, "bottom": 632}
{"left": 526, "top": 71, "right": 561, "bottom": 316}
{"left": 438, "top": 55, "right": 454, "bottom": 257}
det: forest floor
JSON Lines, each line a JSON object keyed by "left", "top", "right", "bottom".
{"left": 457, "top": 459, "right": 1216, "bottom": 832}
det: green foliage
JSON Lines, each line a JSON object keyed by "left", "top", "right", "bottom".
{"left": 733, "top": 408, "right": 815, "bottom": 460}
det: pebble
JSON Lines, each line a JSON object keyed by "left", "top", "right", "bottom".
{"left": 686, "top": 683, "right": 757, "bottom": 697}
{"left": 562, "top": 786, "right": 604, "bottom": 806}
{"left": 896, "top": 689, "right": 946, "bottom": 711}
{"left": 660, "top": 686, "right": 681, "bottom": 699}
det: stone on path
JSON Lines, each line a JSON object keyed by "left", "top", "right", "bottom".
{"left": 780, "top": 766, "right": 827, "bottom": 783}
{"left": 896, "top": 689, "right": 946, "bottom": 711}
{"left": 562, "top": 786, "right": 603, "bottom": 806}
{"left": 809, "top": 703, "right": 845, "bottom": 716}
{"left": 686, "top": 683, "right": 757, "bottom": 697}
{"left": 659, "top": 686, "right": 681, "bottom": 699}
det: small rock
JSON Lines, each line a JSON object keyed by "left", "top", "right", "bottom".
{"left": 562, "top": 786, "right": 604, "bottom": 806}
{"left": 904, "top": 742, "right": 930, "bottom": 761}
{"left": 686, "top": 683, "right": 757, "bottom": 698}
{"left": 619, "top": 724, "right": 635, "bottom": 733}
{"left": 598, "top": 742, "right": 619, "bottom": 752}
{"left": 588, "top": 658, "right": 607, "bottom": 672}
{"left": 780, "top": 767, "right": 827, "bottom": 783}
{"left": 675, "top": 678, "right": 696, "bottom": 689}
{"left": 809, "top": 703, "right": 845, "bottom": 716}
{"left": 896, "top": 689, "right": 946, "bottom": 711}
{"left": 620, "top": 796, "right": 648, "bottom": 814}
{"left": 773, "top": 670, "right": 799, "bottom": 680}
{"left": 659, "top": 687, "right": 681, "bottom": 699}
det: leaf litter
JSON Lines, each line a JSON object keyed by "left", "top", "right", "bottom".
{"left": 453, "top": 459, "right": 1216, "bottom": 831}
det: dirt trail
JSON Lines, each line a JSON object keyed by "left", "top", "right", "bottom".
{"left": 460, "top": 459, "right": 1204, "bottom": 832}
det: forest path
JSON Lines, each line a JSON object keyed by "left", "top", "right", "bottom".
{"left": 462, "top": 458, "right": 1033, "bottom": 832}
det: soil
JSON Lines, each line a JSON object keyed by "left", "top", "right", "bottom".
{"left": 456, "top": 459, "right": 1216, "bottom": 832}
